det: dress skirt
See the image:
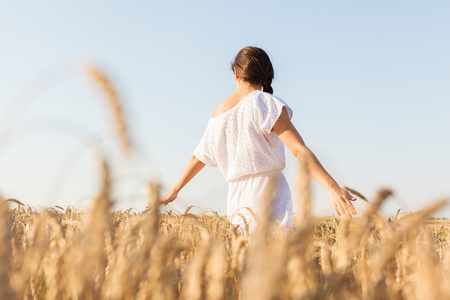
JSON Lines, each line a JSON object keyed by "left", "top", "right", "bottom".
{"left": 227, "top": 170, "right": 293, "bottom": 232}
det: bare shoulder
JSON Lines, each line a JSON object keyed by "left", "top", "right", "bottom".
{"left": 210, "top": 91, "right": 240, "bottom": 118}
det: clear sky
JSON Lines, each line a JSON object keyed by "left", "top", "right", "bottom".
{"left": 0, "top": 1, "right": 449, "bottom": 217}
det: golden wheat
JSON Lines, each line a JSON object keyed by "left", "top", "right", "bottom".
{"left": 86, "top": 66, "right": 133, "bottom": 157}
{"left": 0, "top": 193, "right": 449, "bottom": 299}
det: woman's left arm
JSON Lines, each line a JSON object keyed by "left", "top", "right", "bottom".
{"left": 146, "top": 154, "right": 205, "bottom": 208}
{"left": 273, "top": 107, "right": 357, "bottom": 217}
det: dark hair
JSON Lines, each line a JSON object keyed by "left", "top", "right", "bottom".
{"left": 230, "top": 46, "right": 274, "bottom": 94}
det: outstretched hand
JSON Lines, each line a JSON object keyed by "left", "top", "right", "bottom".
{"left": 328, "top": 187, "right": 358, "bottom": 217}
{"left": 146, "top": 189, "right": 179, "bottom": 209}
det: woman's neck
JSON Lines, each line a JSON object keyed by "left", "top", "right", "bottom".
{"left": 235, "top": 80, "right": 262, "bottom": 94}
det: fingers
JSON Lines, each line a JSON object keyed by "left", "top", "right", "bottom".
{"left": 332, "top": 202, "right": 341, "bottom": 217}
{"left": 337, "top": 201, "right": 350, "bottom": 218}
{"left": 340, "top": 200, "right": 354, "bottom": 218}
{"left": 344, "top": 198, "right": 357, "bottom": 215}
{"left": 330, "top": 190, "right": 359, "bottom": 218}
{"left": 342, "top": 191, "right": 357, "bottom": 215}
{"left": 156, "top": 191, "right": 177, "bottom": 207}
{"left": 159, "top": 197, "right": 172, "bottom": 206}
{"left": 347, "top": 192, "right": 357, "bottom": 201}
{"left": 333, "top": 200, "right": 352, "bottom": 217}
{"left": 146, "top": 198, "right": 168, "bottom": 209}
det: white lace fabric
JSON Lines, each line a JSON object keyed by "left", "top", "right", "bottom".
{"left": 193, "top": 90, "right": 293, "bottom": 181}
{"left": 193, "top": 90, "right": 294, "bottom": 230}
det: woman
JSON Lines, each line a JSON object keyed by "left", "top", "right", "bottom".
{"left": 148, "top": 46, "right": 357, "bottom": 230}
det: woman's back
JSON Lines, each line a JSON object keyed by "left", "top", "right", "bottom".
{"left": 194, "top": 90, "right": 293, "bottom": 182}
{"left": 194, "top": 90, "right": 294, "bottom": 230}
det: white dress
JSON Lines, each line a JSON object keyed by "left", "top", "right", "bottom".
{"left": 193, "top": 90, "right": 294, "bottom": 231}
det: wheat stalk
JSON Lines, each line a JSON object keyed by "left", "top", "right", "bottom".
{"left": 86, "top": 66, "right": 133, "bottom": 157}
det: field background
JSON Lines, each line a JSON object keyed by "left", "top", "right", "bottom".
{"left": 1, "top": 187, "right": 450, "bottom": 299}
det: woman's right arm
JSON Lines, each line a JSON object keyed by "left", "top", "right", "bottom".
{"left": 146, "top": 154, "right": 205, "bottom": 208}
{"left": 273, "top": 107, "right": 357, "bottom": 217}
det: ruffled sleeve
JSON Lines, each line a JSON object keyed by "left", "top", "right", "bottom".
{"left": 193, "top": 123, "right": 218, "bottom": 167}
{"left": 255, "top": 93, "right": 293, "bottom": 134}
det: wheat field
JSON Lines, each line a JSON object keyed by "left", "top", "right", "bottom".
{"left": 1, "top": 66, "right": 449, "bottom": 299}
{"left": 1, "top": 184, "right": 449, "bottom": 299}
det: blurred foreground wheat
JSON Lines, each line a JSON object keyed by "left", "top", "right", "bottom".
{"left": 1, "top": 190, "right": 449, "bottom": 299}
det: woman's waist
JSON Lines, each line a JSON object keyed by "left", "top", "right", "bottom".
{"left": 227, "top": 169, "right": 283, "bottom": 183}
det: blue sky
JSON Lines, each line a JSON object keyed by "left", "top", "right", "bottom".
{"left": 0, "top": 1, "right": 449, "bottom": 217}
